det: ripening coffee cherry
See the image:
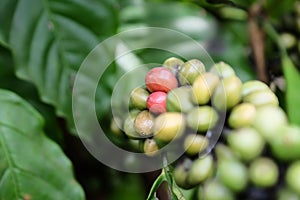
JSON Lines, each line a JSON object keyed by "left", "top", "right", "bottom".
{"left": 145, "top": 67, "right": 178, "bottom": 92}
{"left": 166, "top": 86, "right": 194, "bottom": 113}
{"left": 227, "top": 127, "right": 265, "bottom": 161}
{"left": 123, "top": 111, "right": 141, "bottom": 139}
{"left": 178, "top": 59, "right": 206, "bottom": 85}
{"left": 249, "top": 157, "right": 279, "bottom": 188}
{"left": 192, "top": 72, "right": 220, "bottom": 105}
{"left": 241, "top": 80, "right": 269, "bottom": 97}
{"left": 163, "top": 57, "right": 184, "bottom": 75}
{"left": 153, "top": 112, "right": 186, "bottom": 142}
{"left": 212, "top": 76, "right": 242, "bottom": 111}
{"left": 243, "top": 90, "right": 279, "bottom": 107}
{"left": 252, "top": 106, "right": 288, "bottom": 141}
{"left": 209, "top": 62, "right": 235, "bottom": 78}
{"left": 174, "top": 158, "right": 193, "bottom": 189}
{"left": 187, "top": 155, "right": 214, "bottom": 186}
{"left": 134, "top": 110, "right": 154, "bottom": 137}
{"left": 228, "top": 103, "right": 256, "bottom": 129}
{"left": 130, "top": 87, "right": 149, "bottom": 110}
{"left": 143, "top": 139, "right": 159, "bottom": 156}
{"left": 270, "top": 125, "right": 300, "bottom": 161}
{"left": 286, "top": 161, "right": 300, "bottom": 195}
{"left": 217, "top": 159, "right": 248, "bottom": 192}
{"left": 199, "top": 180, "right": 235, "bottom": 200}
{"left": 187, "top": 106, "right": 218, "bottom": 132}
{"left": 147, "top": 91, "right": 167, "bottom": 114}
{"left": 183, "top": 134, "right": 209, "bottom": 156}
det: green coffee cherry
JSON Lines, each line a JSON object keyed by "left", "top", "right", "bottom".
{"left": 286, "top": 161, "right": 300, "bottom": 195}
{"left": 153, "top": 112, "right": 186, "bottom": 142}
{"left": 217, "top": 159, "right": 248, "bottom": 192}
{"left": 280, "top": 33, "right": 297, "bottom": 49}
{"left": 199, "top": 180, "right": 235, "bottom": 200}
{"left": 163, "top": 57, "right": 184, "bottom": 75}
{"left": 166, "top": 86, "right": 194, "bottom": 113}
{"left": 212, "top": 76, "right": 242, "bottom": 110}
{"left": 187, "top": 155, "right": 214, "bottom": 186}
{"left": 128, "top": 139, "right": 143, "bottom": 152}
{"left": 129, "top": 87, "right": 149, "bottom": 110}
{"left": 243, "top": 90, "right": 279, "bottom": 107}
{"left": 227, "top": 127, "right": 265, "bottom": 161}
{"left": 228, "top": 103, "right": 256, "bottom": 128}
{"left": 183, "top": 134, "right": 208, "bottom": 156}
{"left": 277, "top": 188, "right": 300, "bottom": 200}
{"left": 270, "top": 125, "right": 300, "bottom": 161}
{"left": 143, "top": 139, "right": 159, "bottom": 156}
{"left": 241, "top": 80, "right": 269, "bottom": 97}
{"left": 123, "top": 111, "right": 141, "bottom": 139}
{"left": 187, "top": 106, "right": 218, "bottom": 132}
{"left": 110, "top": 117, "right": 123, "bottom": 137}
{"left": 252, "top": 106, "right": 288, "bottom": 141}
{"left": 174, "top": 158, "right": 193, "bottom": 189}
{"left": 192, "top": 72, "right": 220, "bottom": 105}
{"left": 178, "top": 59, "right": 206, "bottom": 85}
{"left": 209, "top": 62, "right": 235, "bottom": 78}
{"left": 249, "top": 157, "right": 279, "bottom": 187}
{"left": 215, "top": 143, "right": 237, "bottom": 161}
{"left": 134, "top": 110, "right": 154, "bottom": 137}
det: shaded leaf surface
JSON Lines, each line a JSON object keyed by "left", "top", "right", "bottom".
{"left": 0, "top": 89, "right": 85, "bottom": 199}
{"left": 0, "top": 0, "right": 119, "bottom": 135}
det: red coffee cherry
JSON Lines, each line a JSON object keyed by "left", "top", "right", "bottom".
{"left": 145, "top": 67, "right": 178, "bottom": 92}
{"left": 147, "top": 91, "right": 167, "bottom": 114}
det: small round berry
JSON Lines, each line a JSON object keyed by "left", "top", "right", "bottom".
{"left": 147, "top": 91, "right": 167, "bottom": 114}
{"left": 145, "top": 67, "right": 178, "bottom": 92}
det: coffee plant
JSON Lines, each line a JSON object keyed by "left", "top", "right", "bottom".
{"left": 0, "top": 0, "right": 300, "bottom": 200}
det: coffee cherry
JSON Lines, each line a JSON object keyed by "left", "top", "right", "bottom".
{"left": 174, "top": 158, "right": 193, "bottom": 189}
{"left": 145, "top": 67, "right": 178, "bottom": 92}
{"left": 228, "top": 103, "right": 256, "bottom": 129}
{"left": 210, "top": 62, "right": 235, "bottom": 78}
{"left": 192, "top": 72, "right": 220, "bottom": 105}
{"left": 183, "top": 134, "right": 209, "bottom": 156}
{"left": 166, "top": 86, "right": 194, "bottom": 113}
{"left": 147, "top": 91, "right": 167, "bottom": 114}
{"left": 153, "top": 112, "right": 186, "bottom": 142}
{"left": 241, "top": 80, "right": 269, "bottom": 97}
{"left": 243, "top": 90, "right": 279, "bottom": 107}
{"left": 280, "top": 32, "right": 297, "bottom": 49}
{"left": 286, "top": 161, "right": 300, "bottom": 195}
{"left": 227, "top": 127, "right": 265, "bottom": 161}
{"left": 163, "top": 57, "right": 184, "bottom": 75}
{"left": 277, "top": 188, "right": 299, "bottom": 200}
{"left": 178, "top": 59, "right": 206, "bottom": 85}
{"left": 252, "top": 106, "right": 288, "bottom": 141}
{"left": 143, "top": 139, "right": 159, "bottom": 156}
{"left": 123, "top": 111, "right": 141, "bottom": 139}
{"left": 134, "top": 110, "right": 154, "bottom": 137}
{"left": 215, "top": 143, "right": 237, "bottom": 161}
{"left": 199, "top": 180, "right": 235, "bottom": 200}
{"left": 187, "top": 106, "right": 218, "bottom": 132}
{"left": 187, "top": 155, "right": 214, "bottom": 186}
{"left": 270, "top": 125, "right": 300, "bottom": 161}
{"left": 212, "top": 76, "right": 242, "bottom": 110}
{"left": 249, "top": 157, "right": 279, "bottom": 187}
{"left": 217, "top": 159, "right": 248, "bottom": 192}
{"left": 130, "top": 87, "right": 149, "bottom": 110}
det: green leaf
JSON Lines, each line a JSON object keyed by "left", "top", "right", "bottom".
{"left": 0, "top": 89, "right": 85, "bottom": 199}
{"left": 0, "top": 0, "right": 119, "bottom": 135}
{"left": 282, "top": 55, "right": 300, "bottom": 126}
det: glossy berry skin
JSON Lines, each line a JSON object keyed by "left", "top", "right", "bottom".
{"left": 147, "top": 91, "right": 167, "bottom": 114}
{"left": 145, "top": 67, "right": 178, "bottom": 92}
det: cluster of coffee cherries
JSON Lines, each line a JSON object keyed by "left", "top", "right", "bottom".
{"left": 112, "top": 57, "right": 300, "bottom": 199}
